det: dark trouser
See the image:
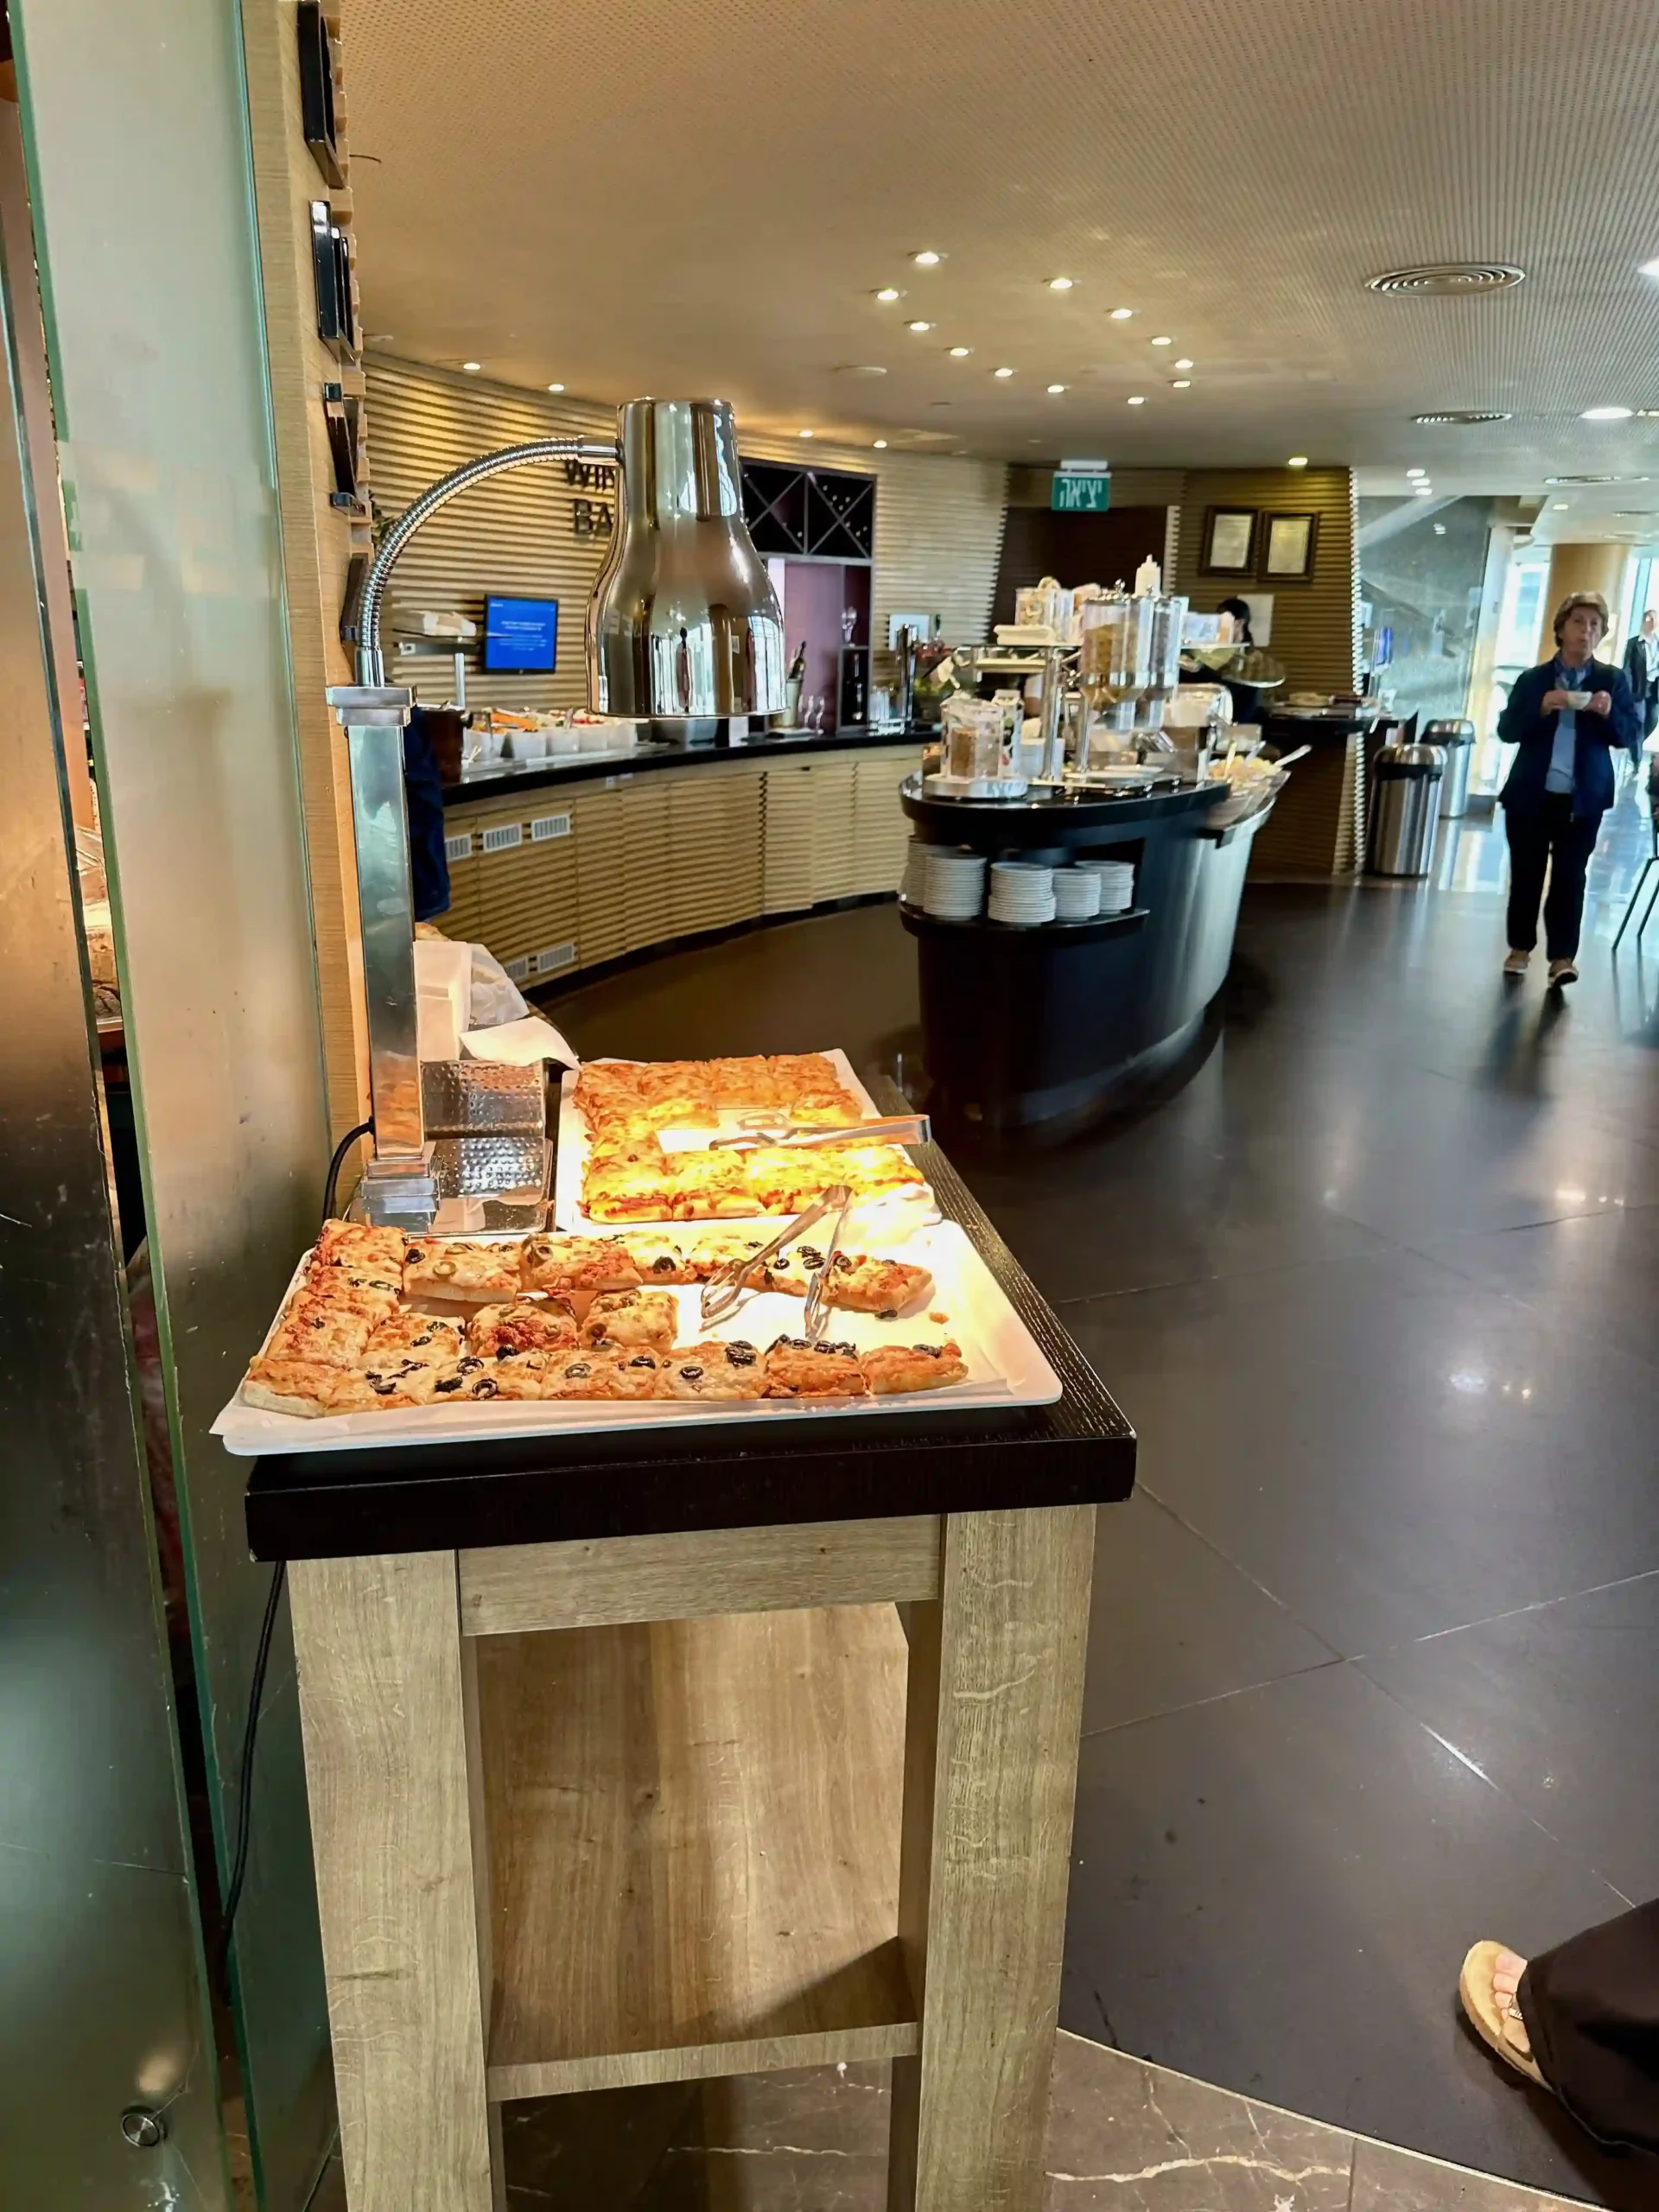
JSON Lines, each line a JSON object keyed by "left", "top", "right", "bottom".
{"left": 1504, "top": 794, "right": 1599, "bottom": 961}
{"left": 1520, "top": 1898, "right": 1659, "bottom": 2154}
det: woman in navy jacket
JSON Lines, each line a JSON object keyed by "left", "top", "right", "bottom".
{"left": 1497, "top": 591, "right": 1640, "bottom": 985}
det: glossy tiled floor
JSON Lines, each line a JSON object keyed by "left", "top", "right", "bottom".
{"left": 543, "top": 784, "right": 1659, "bottom": 2209}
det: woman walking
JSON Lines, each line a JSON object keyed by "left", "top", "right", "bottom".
{"left": 1498, "top": 591, "right": 1639, "bottom": 986}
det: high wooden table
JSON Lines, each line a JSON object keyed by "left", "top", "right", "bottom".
{"left": 247, "top": 1141, "right": 1135, "bottom": 2211}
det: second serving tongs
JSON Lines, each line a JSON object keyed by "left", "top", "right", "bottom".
{"left": 707, "top": 1113, "right": 931, "bottom": 1153}
{"left": 697, "top": 1183, "right": 852, "bottom": 1330}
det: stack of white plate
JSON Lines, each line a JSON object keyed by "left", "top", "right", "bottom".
{"left": 899, "top": 837, "right": 928, "bottom": 906}
{"left": 1052, "top": 868, "right": 1102, "bottom": 920}
{"left": 923, "top": 848, "right": 988, "bottom": 918}
{"left": 1074, "top": 858, "right": 1136, "bottom": 913}
{"left": 988, "top": 861, "right": 1056, "bottom": 926}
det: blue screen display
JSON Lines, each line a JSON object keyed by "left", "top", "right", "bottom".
{"left": 482, "top": 595, "right": 558, "bottom": 672}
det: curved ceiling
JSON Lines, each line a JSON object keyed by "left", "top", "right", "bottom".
{"left": 343, "top": 0, "right": 1659, "bottom": 505}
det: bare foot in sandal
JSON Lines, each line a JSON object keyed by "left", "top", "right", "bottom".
{"left": 1460, "top": 1940, "right": 1548, "bottom": 2088}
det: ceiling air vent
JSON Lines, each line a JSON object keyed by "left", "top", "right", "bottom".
{"left": 1544, "top": 473, "right": 1648, "bottom": 486}
{"left": 1413, "top": 410, "right": 1514, "bottom": 425}
{"left": 1368, "top": 263, "right": 1526, "bottom": 296}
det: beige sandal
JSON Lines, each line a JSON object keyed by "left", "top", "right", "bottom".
{"left": 1459, "top": 1940, "right": 1548, "bottom": 2088}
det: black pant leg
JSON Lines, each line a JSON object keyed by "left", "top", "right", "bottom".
{"left": 1505, "top": 808, "right": 1550, "bottom": 953}
{"left": 1518, "top": 1897, "right": 1659, "bottom": 2153}
{"left": 1543, "top": 806, "right": 1599, "bottom": 963}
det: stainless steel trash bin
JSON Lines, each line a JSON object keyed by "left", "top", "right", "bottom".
{"left": 1425, "top": 717, "right": 1476, "bottom": 818}
{"left": 1367, "top": 739, "right": 1446, "bottom": 875}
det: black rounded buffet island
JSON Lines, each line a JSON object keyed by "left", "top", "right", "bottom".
{"left": 899, "top": 776, "right": 1274, "bottom": 1144}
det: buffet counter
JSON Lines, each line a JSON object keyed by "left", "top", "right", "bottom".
{"left": 246, "top": 1116, "right": 1134, "bottom": 2211}
{"left": 901, "top": 777, "right": 1272, "bottom": 1141}
{"left": 440, "top": 730, "right": 925, "bottom": 985}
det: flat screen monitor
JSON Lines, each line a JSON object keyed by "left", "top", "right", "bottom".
{"left": 482, "top": 594, "right": 558, "bottom": 673}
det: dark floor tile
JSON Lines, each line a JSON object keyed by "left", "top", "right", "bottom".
{"left": 1419, "top": 1205, "right": 1659, "bottom": 1372}
{"left": 1065, "top": 1246, "right": 1659, "bottom": 1653}
{"left": 1061, "top": 1662, "right": 1628, "bottom": 2200}
{"left": 543, "top": 901, "right": 918, "bottom": 1074}
{"left": 1359, "top": 1574, "right": 1659, "bottom": 1904}
{"left": 1349, "top": 2134, "right": 1629, "bottom": 2212}
{"left": 1045, "top": 2034, "right": 1354, "bottom": 2209}
{"left": 1084, "top": 1490, "right": 1339, "bottom": 1734}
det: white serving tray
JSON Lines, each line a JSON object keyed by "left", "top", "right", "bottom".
{"left": 211, "top": 1220, "right": 1059, "bottom": 1457}
{"left": 552, "top": 1047, "right": 938, "bottom": 1237}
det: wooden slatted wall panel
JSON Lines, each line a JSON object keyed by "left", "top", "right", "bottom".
{"left": 366, "top": 359, "right": 614, "bottom": 714}
{"left": 365, "top": 361, "right": 1009, "bottom": 711}
{"left": 1174, "top": 467, "right": 1359, "bottom": 697}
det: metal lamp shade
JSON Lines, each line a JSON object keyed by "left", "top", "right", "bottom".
{"left": 588, "top": 398, "right": 785, "bottom": 718}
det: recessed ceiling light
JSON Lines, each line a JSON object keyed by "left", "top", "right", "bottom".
{"left": 1127, "top": 395, "right": 1146, "bottom": 405}
{"left": 1287, "top": 455, "right": 1309, "bottom": 468}
{"left": 874, "top": 439, "right": 888, "bottom": 449}
{"left": 1552, "top": 500, "right": 1569, "bottom": 509}
{"left": 1047, "top": 383, "right": 1067, "bottom": 394}
{"left": 799, "top": 429, "right": 815, "bottom": 439}
{"left": 1174, "top": 357, "right": 1194, "bottom": 370}
{"left": 1109, "top": 307, "right": 1135, "bottom": 320}
{"left": 1414, "top": 485, "right": 1433, "bottom": 495}
{"left": 461, "top": 360, "right": 481, "bottom": 372}
{"left": 1582, "top": 405, "right": 1634, "bottom": 421}
{"left": 907, "top": 320, "right": 933, "bottom": 333}
{"left": 948, "top": 346, "right": 972, "bottom": 357}
{"left": 547, "top": 382, "right": 565, "bottom": 392}
{"left": 912, "top": 250, "right": 943, "bottom": 267}
{"left": 1047, "top": 276, "right": 1075, "bottom": 291}
{"left": 1172, "top": 379, "right": 1192, "bottom": 389}
{"left": 1151, "top": 334, "right": 1173, "bottom": 347}
{"left": 1406, "top": 467, "right": 1427, "bottom": 478}
{"left": 874, "top": 287, "right": 903, "bottom": 303}
{"left": 1642, "top": 258, "right": 1659, "bottom": 278}
{"left": 994, "top": 365, "right": 1015, "bottom": 378}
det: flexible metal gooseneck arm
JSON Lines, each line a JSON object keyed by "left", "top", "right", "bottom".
{"left": 350, "top": 436, "right": 622, "bottom": 683}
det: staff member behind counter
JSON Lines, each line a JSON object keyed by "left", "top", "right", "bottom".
{"left": 1498, "top": 590, "right": 1640, "bottom": 988}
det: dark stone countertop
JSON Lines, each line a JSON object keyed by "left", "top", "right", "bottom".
{"left": 902, "top": 775, "right": 1227, "bottom": 847}
{"left": 443, "top": 724, "right": 926, "bottom": 808}
{"left": 243, "top": 1114, "right": 1135, "bottom": 1562}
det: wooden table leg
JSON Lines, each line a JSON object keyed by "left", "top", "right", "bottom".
{"left": 887, "top": 1505, "right": 1096, "bottom": 2212}
{"left": 289, "top": 1552, "right": 497, "bottom": 2212}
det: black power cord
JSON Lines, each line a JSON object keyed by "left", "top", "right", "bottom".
{"left": 216, "top": 1116, "right": 372, "bottom": 2000}
{"left": 215, "top": 1555, "right": 287, "bottom": 2000}
{"left": 322, "top": 1117, "right": 373, "bottom": 1224}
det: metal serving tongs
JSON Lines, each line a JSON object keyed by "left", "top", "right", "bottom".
{"left": 697, "top": 1183, "right": 853, "bottom": 1331}
{"left": 709, "top": 1113, "right": 931, "bottom": 1153}
{"left": 801, "top": 1185, "right": 854, "bottom": 1344}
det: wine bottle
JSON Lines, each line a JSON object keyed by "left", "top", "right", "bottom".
{"left": 787, "top": 639, "right": 806, "bottom": 682}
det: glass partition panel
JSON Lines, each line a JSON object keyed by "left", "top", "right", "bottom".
{"left": 13, "top": 1, "right": 337, "bottom": 2202}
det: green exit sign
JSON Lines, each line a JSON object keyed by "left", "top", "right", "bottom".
{"left": 1052, "top": 470, "right": 1110, "bottom": 512}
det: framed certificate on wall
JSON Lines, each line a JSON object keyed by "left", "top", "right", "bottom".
{"left": 1200, "top": 507, "right": 1257, "bottom": 575}
{"left": 1262, "top": 512, "right": 1319, "bottom": 579}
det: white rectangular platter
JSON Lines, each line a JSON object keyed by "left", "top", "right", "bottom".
{"left": 211, "top": 1219, "right": 1058, "bottom": 1457}
{"left": 552, "top": 1046, "right": 938, "bottom": 1236}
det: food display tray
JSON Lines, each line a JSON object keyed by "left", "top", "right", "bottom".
{"left": 552, "top": 1047, "right": 938, "bottom": 1236}
{"left": 211, "top": 1220, "right": 1058, "bottom": 1458}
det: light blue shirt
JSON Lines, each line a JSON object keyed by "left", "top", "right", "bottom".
{"left": 1546, "top": 659, "right": 1580, "bottom": 792}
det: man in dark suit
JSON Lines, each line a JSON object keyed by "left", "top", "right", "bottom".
{"left": 1497, "top": 590, "right": 1639, "bottom": 987}
{"left": 1624, "top": 608, "right": 1659, "bottom": 747}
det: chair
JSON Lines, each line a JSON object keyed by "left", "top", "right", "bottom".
{"left": 1612, "top": 779, "right": 1659, "bottom": 950}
